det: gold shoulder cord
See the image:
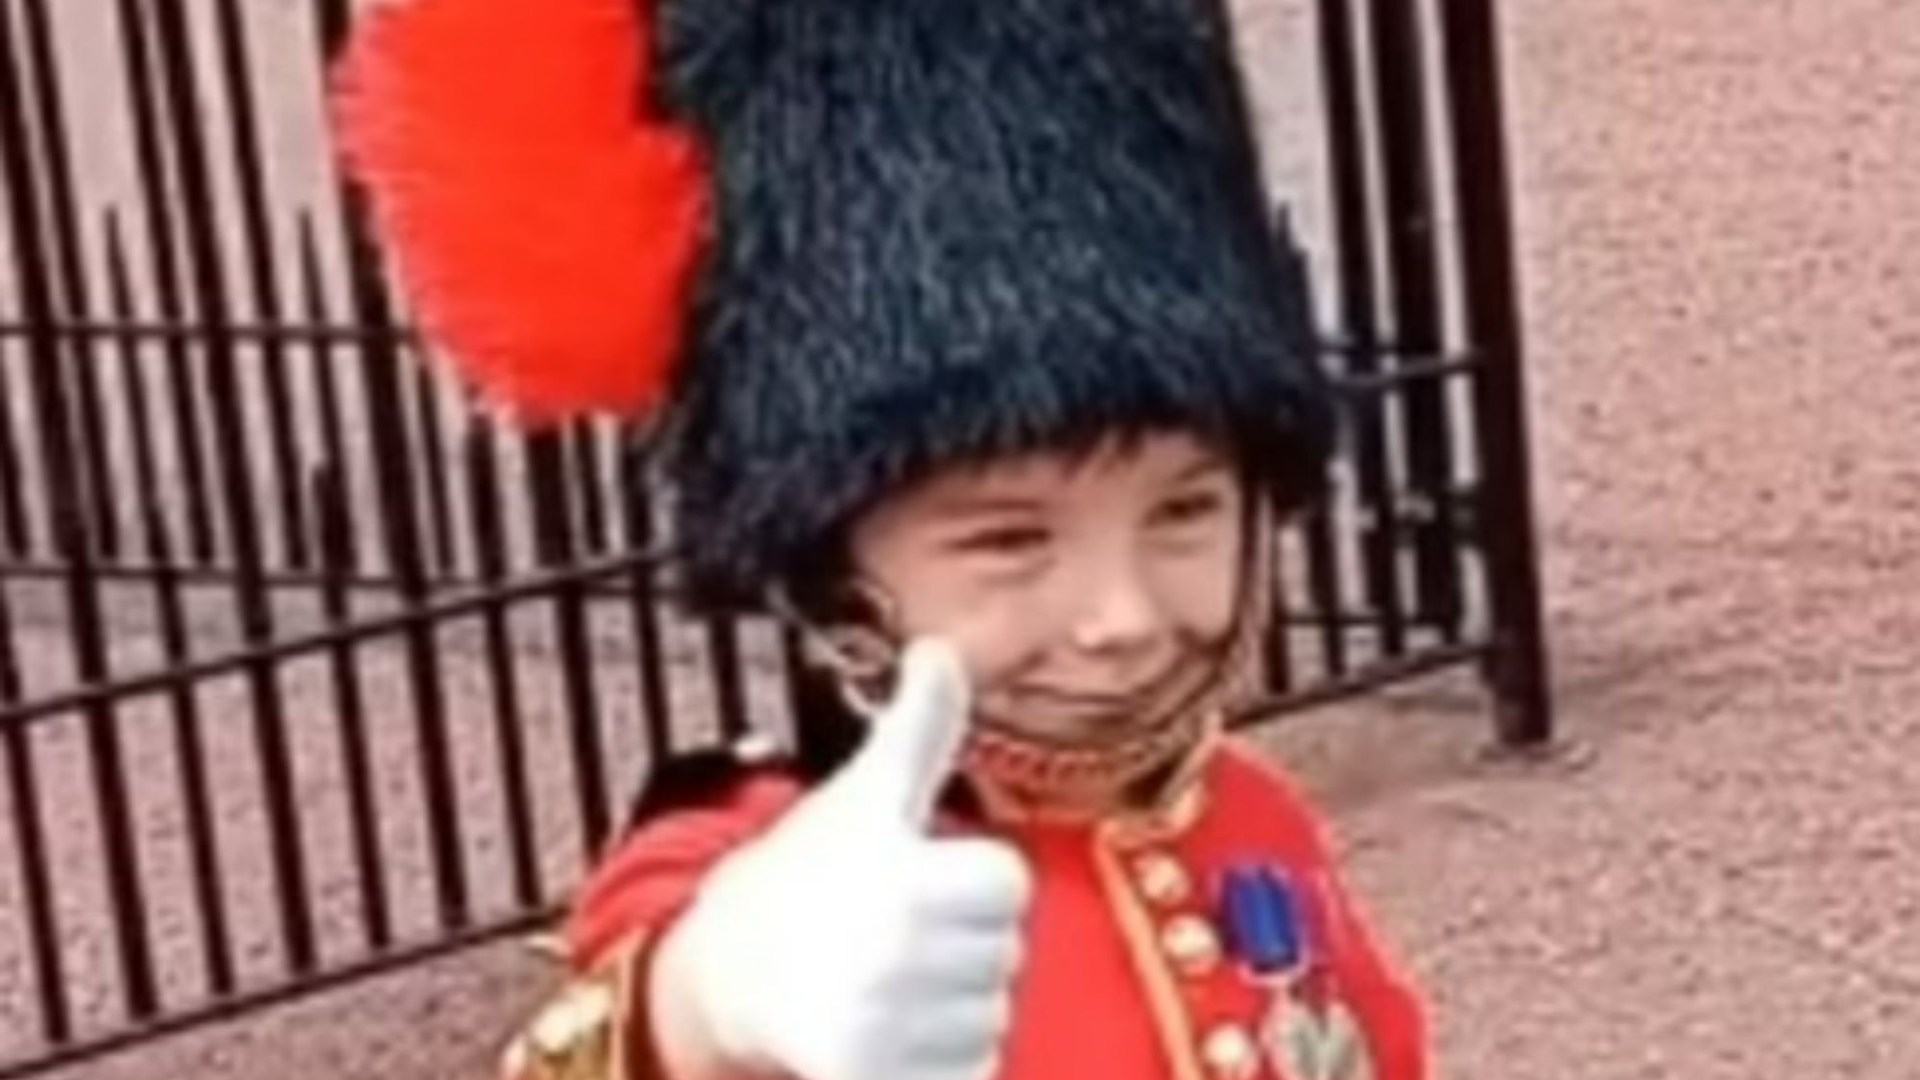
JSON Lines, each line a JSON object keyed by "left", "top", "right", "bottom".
{"left": 498, "top": 934, "right": 651, "bottom": 1080}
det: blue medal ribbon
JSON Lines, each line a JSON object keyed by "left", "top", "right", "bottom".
{"left": 1220, "top": 862, "right": 1308, "bottom": 979}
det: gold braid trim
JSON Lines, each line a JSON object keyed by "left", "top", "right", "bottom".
{"left": 1090, "top": 828, "right": 1208, "bottom": 1080}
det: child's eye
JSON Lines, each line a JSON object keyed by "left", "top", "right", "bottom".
{"left": 1151, "top": 491, "right": 1227, "bottom": 527}
{"left": 950, "top": 524, "right": 1052, "bottom": 555}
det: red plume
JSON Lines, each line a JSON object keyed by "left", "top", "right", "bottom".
{"left": 333, "top": 0, "right": 708, "bottom": 424}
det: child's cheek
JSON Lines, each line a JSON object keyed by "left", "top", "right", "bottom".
{"left": 1174, "top": 576, "right": 1238, "bottom": 644}
{"left": 1154, "top": 547, "right": 1241, "bottom": 643}
{"left": 916, "top": 593, "right": 1054, "bottom": 700}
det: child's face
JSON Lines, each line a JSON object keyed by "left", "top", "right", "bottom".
{"left": 849, "top": 430, "right": 1245, "bottom": 748}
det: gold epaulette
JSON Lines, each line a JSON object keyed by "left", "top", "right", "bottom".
{"left": 497, "top": 934, "right": 647, "bottom": 1080}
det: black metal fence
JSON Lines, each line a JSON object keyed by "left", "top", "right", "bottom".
{"left": 0, "top": 0, "right": 1550, "bottom": 1074}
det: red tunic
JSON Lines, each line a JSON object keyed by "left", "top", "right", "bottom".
{"left": 566, "top": 740, "right": 1427, "bottom": 1080}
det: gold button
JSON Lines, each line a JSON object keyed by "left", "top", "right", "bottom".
{"left": 1160, "top": 913, "right": 1222, "bottom": 976}
{"left": 1201, "top": 1022, "right": 1261, "bottom": 1079}
{"left": 1133, "top": 852, "right": 1192, "bottom": 906}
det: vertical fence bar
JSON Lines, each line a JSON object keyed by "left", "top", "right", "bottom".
{"left": 1261, "top": 526, "right": 1296, "bottom": 696}
{"left": 105, "top": 214, "right": 238, "bottom": 996}
{"left": 17, "top": 0, "right": 118, "bottom": 562}
{"left": 299, "top": 214, "right": 392, "bottom": 949}
{"left": 0, "top": 334, "right": 29, "bottom": 553}
{"left": 526, "top": 431, "right": 612, "bottom": 854}
{"left": 570, "top": 422, "right": 611, "bottom": 557}
{"left": 356, "top": 263, "right": 469, "bottom": 930}
{"left": 1364, "top": 0, "right": 1465, "bottom": 641}
{"left": 346, "top": 215, "right": 469, "bottom": 933}
{"left": 109, "top": 0, "right": 218, "bottom": 565}
{"left": 315, "top": 0, "right": 471, "bottom": 930}
{"left": 298, "top": 214, "right": 359, "bottom": 571}
{"left": 0, "top": 0, "right": 160, "bottom": 1020}
{"left": 618, "top": 438, "right": 673, "bottom": 760}
{"left": 704, "top": 617, "right": 749, "bottom": 745}
{"left": 0, "top": 546, "right": 19, "bottom": 707}
{"left": 705, "top": 618, "right": 749, "bottom": 745}
{"left": 102, "top": 212, "right": 177, "bottom": 578}
{"left": 344, "top": 279, "right": 470, "bottom": 932}
{"left": 779, "top": 626, "right": 825, "bottom": 752}
{"left": 778, "top": 628, "right": 814, "bottom": 754}
{"left": 146, "top": 0, "right": 317, "bottom": 973}
{"left": 1288, "top": 230, "right": 1360, "bottom": 674}
{"left": 1298, "top": 500, "right": 1350, "bottom": 676}
{"left": 211, "top": 0, "right": 311, "bottom": 570}
{"left": 1436, "top": 0, "right": 1553, "bottom": 745}
{"left": 525, "top": 433, "right": 571, "bottom": 576}
{"left": 1318, "top": 0, "right": 1409, "bottom": 659}
{"left": 0, "top": 726, "right": 67, "bottom": 1047}
{"left": 409, "top": 365, "right": 459, "bottom": 576}
{"left": 463, "top": 419, "right": 541, "bottom": 908}
{"left": 0, "top": 573, "right": 66, "bottom": 1044}
{"left": 313, "top": 466, "right": 395, "bottom": 949}
{"left": 0, "top": 196, "right": 27, "bottom": 551}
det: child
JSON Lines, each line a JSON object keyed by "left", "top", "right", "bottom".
{"left": 337, "top": 1, "right": 1428, "bottom": 1078}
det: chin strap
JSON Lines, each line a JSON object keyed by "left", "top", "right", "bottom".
{"left": 962, "top": 707, "right": 1226, "bottom": 827}
{"left": 767, "top": 578, "right": 903, "bottom": 721}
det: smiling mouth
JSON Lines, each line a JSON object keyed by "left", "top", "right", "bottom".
{"left": 1016, "top": 659, "right": 1195, "bottom": 705}
{"left": 990, "top": 665, "right": 1202, "bottom": 738}
{"left": 1016, "top": 692, "right": 1158, "bottom": 721}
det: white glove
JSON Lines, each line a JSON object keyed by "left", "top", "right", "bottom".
{"left": 658, "top": 638, "right": 1032, "bottom": 1080}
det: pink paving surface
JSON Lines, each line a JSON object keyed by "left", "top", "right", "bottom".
{"left": 1283, "top": 1, "right": 1920, "bottom": 1076}
{"left": 21, "top": 0, "right": 1920, "bottom": 1076}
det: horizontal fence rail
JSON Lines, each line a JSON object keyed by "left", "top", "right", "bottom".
{"left": 0, "top": 0, "right": 1550, "bottom": 1073}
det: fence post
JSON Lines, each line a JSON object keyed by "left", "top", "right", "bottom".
{"left": 1437, "top": 0, "right": 1555, "bottom": 745}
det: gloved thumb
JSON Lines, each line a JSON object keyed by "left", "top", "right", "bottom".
{"left": 830, "top": 637, "right": 973, "bottom": 834}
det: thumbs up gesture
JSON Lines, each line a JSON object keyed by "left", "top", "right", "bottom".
{"left": 651, "top": 639, "right": 1032, "bottom": 1080}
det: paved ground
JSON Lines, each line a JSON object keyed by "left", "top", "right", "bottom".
{"left": 1292, "top": 1, "right": 1920, "bottom": 1076}
{"left": 7, "top": 0, "right": 1918, "bottom": 1076}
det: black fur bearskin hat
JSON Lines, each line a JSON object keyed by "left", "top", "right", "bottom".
{"left": 337, "top": 0, "right": 1336, "bottom": 610}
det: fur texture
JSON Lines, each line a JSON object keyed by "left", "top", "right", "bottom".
{"left": 334, "top": 0, "right": 708, "bottom": 423}
{"left": 653, "top": 0, "right": 1336, "bottom": 605}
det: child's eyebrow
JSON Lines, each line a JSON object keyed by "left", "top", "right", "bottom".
{"left": 923, "top": 494, "right": 1046, "bottom": 518}
{"left": 1167, "top": 457, "right": 1232, "bottom": 484}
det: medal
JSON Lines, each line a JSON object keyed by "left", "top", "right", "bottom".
{"left": 1263, "top": 996, "right": 1375, "bottom": 1080}
{"left": 1220, "top": 863, "right": 1377, "bottom": 1080}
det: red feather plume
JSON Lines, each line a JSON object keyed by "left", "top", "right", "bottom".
{"left": 333, "top": 0, "right": 708, "bottom": 425}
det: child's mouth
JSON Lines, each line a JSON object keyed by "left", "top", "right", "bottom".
{"left": 987, "top": 664, "right": 1206, "bottom": 745}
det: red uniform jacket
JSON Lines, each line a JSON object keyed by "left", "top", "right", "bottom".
{"left": 566, "top": 740, "right": 1428, "bottom": 1080}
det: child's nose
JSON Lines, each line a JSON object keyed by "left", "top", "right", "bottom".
{"left": 1066, "top": 556, "right": 1168, "bottom": 658}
